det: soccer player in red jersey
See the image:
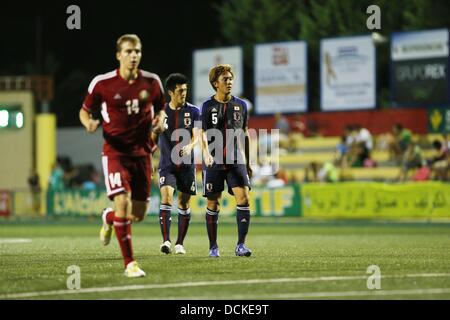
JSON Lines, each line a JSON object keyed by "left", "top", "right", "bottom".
{"left": 79, "top": 34, "right": 166, "bottom": 277}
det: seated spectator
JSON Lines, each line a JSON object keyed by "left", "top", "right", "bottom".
{"left": 345, "top": 124, "right": 356, "bottom": 147}
{"left": 397, "top": 140, "right": 426, "bottom": 182}
{"left": 82, "top": 166, "right": 100, "bottom": 191}
{"left": 354, "top": 124, "right": 373, "bottom": 164}
{"left": 317, "top": 161, "right": 339, "bottom": 183}
{"left": 344, "top": 124, "right": 364, "bottom": 167}
{"left": 304, "top": 161, "right": 338, "bottom": 183}
{"left": 443, "top": 133, "right": 450, "bottom": 152}
{"left": 49, "top": 162, "right": 65, "bottom": 191}
{"left": 266, "top": 169, "right": 288, "bottom": 188}
{"left": 389, "top": 124, "right": 412, "bottom": 163}
{"left": 304, "top": 161, "right": 321, "bottom": 183}
{"left": 288, "top": 114, "right": 307, "bottom": 151}
{"left": 27, "top": 170, "right": 41, "bottom": 213}
{"left": 428, "top": 139, "right": 449, "bottom": 181}
{"left": 274, "top": 112, "right": 290, "bottom": 151}
{"left": 335, "top": 135, "right": 349, "bottom": 167}
{"left": 251, "top": 158, "right": 274, "bottom": 186}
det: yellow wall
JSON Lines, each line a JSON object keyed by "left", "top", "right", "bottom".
{"left": 36, "top": 114, "right": 56, "bottom": 191}
{"left": 0, "top": 91, "right": 34, "bottom": 190}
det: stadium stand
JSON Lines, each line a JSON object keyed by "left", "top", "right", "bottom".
{"left": 277, "top": 134, "right": 445, "bottom": 182}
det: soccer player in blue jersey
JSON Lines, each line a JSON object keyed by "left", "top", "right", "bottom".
{"left": 152, "top": 73, "right": 200, "bottom": 255}
{"left": 201, "top": 64, "right": 252, "bottom": 258}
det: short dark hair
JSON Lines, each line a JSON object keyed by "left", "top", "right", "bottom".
{"left": 164, "top": 73, "right": 188, "bottom": 93}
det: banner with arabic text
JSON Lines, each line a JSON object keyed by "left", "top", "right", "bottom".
{"left": 301, "top": 182, "right": 450, "bottom": 218}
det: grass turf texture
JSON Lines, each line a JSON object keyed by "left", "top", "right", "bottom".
{"left": 1, "top": 218, "right": 450, "bottom": 300}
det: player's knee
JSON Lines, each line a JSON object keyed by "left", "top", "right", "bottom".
{"left": 178, "top": 195, "right": 190, "bottom": 209}
{"left": 207, "top": 200, "right": 220, "bottom": 212}
{"left": 133, "top": 214, "right": 145, "bottom": 222}
{"left": 236, "top": 195, "right": 249, "bottom": 207}
{"left": 161, "top": 194, "right": 173, "bottom": 206}
{"left": 114, "top": 196, "right": 130, "bottom": 212}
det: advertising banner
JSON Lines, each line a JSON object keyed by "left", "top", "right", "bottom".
{"left": 320, "top": 35, "right": 376, "bottom": 111}
{"left": 193, "top": 46, "right": 243, "bottom": 108}
{"left": 391, "top": 29, "right": 449, "bottom": 106}
{"left": 47, "top": 184, "right": 302, "bottom": 217}
{"left": 301, "top": 182, "right": 450, "bottom": 218}
{"left": 255, "top": 41, "right": 307, "bottom": 114}
{"left": 428, "top": 107, "right": 450, "bottom": 133}
{"left": 0, "top": 190, "right": 11, "bottom": 217}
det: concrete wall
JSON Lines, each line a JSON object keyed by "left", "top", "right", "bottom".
{"left": 57, "top": 127, "right": 103, "bottom": 173}
{"left": 0, "top": 91, "right": 34, "bottom": 190}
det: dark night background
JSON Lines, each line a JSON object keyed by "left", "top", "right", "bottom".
{"left": 0, "top": 1, "right": 225, "bottom": 126}
{"left": 1, "top": 0, "right": 449, "bottom": 127}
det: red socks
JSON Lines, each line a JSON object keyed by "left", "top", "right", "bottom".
{"left": 113, "top": 216, "right": 133, "bottom": 267}
{"left": 105, "top": 210, "right": 115, "bottom": 225}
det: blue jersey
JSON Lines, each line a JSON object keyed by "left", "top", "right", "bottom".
{"left": 158, "top": 102, "right": 200, "bottom": 170}
{"left": 201, "top": 95, "right": 248, "bottom": 170}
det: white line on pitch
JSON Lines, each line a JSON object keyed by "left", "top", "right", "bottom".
{"left": 144, "top": 288, "right": 450, "bottom": 300}
{"left": 0, "top": 238, "right": 32, "bottom": 244}
{"left": 2, "top": 273, "right": 450, "bottom": 299}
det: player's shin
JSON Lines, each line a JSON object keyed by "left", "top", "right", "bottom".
{"left": 205, "top": 208, "right": 219, "bottom": 249}
{"left": 159, "top": 204, "right": 172, "bottom": 242}
{"left": 113, "top": 216, "right": 134, "bottom": 267}
{"left": 176, "top": 207, "right": 191, "bottom": 245}
{"left": 236, "top": 205, "right": 250, "bottom": 244}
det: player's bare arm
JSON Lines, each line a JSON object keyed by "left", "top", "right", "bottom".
{"left": 181, "top": 127, "right": 200, "bottom": 156}
{"left": 79, "top": 108, "right": 100, "bottom": 133}
{"left": 201, "top": 129, "right": 214, "bottom": 167}
{"left": 152, "top": 109, "right": 167, "bottom": 134}
{"left": 151, "top": 131, "right": 159, "bottom": 145}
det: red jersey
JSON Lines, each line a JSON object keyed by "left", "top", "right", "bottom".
{"left": 82, "top": 68, "right": 165, "bottom": 157}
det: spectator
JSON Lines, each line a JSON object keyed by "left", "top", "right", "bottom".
{"left": 304, "top": 161, "right": 320, "bottom": 183}
{"left": 288, "top": 114, "right": 306, "bottom": 151}
{"left": 304, "top": 161, "right": 338, "bottom": 183}
{"left": 443, "top": 133, "right": 450, "bottom": 151}
{"left": 354, "top": 124, "right": 373, "bottom": 165}
{"left": 345, "top": 125, "right": 365, "bottom": 168}
{"left": 49, "top": 162, "right": 65, "bottom": 191}
{"left": 274, "top": 112, "right": 290, "bottom": 151}
{"left": 266, "top": 169, "right": 288, "bottom": 188}
{"left": 335, "top": 135, "right": 349, "bottom": 167}
{"left": 428, "top": 139, "right": 449, "bottom": 181}
{"left": 317, "top": 161, "right": 339, "bottom": 183}
{"left": 27, "top": 170, "right": 41, "bottom": 213}
{"left": 389, "top": 124, "right": 412, "bottom": 163}
{"left": 251, "top": 158, "right": 274, "bottom": 187}
{"left": 81, "top": 165, "right": 101, "bottom": 191}
{"left": 397, "top": 140, "right": 426, "bottom": 182}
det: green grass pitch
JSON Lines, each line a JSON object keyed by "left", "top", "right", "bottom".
{"left": 1, "top": 218, "right": 450, "bottom": 300}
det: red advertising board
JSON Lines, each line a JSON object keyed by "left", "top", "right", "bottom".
{"left": 0, "top": 190, "right": 11, "bottom": 217}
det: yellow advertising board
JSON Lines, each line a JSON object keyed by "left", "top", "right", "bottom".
{"left": 302, "top": 182, "right": 450, "bottom": 219}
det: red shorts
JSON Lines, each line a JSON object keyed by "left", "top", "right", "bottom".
{"left": 101, "top": 154, "right": 152, "bottom": 201}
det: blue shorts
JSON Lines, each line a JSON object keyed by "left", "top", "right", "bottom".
{"left": 158, "top": 166, "right": 197, "bottom": 195}
{"left": 202, "top": 165, "right": 251, "bottom": 197}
